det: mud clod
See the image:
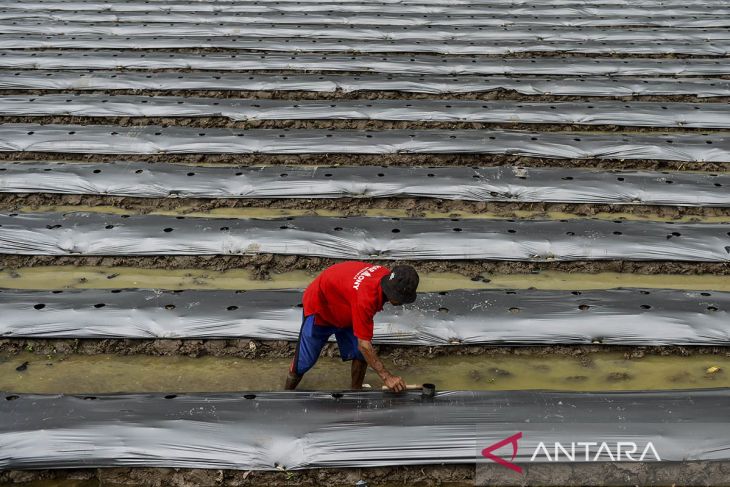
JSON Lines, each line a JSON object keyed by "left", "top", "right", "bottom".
{"left": 152, "top": 339, "right": 183, "bottom": 355}
{"left": 606, "top": 372, "right": 632, "bottom": 382}
{"left": 488, "top": 367, "right": 512, "bottom": 377}
{"left": 468, "top": 369, "right": 482, "bottom": 381}
{"left": 668, "top": 371, "right": 693, "bottom": 383}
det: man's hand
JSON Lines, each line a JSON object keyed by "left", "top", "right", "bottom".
{"left": 383, "top": 373, "right": 407, "bottom": 392}
{"left": 357, "top": 337, "right": 407, "bottom": 392}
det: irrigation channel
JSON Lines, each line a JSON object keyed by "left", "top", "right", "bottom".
{"left": 1, "top": 0, "right": 730, "bottom": 485}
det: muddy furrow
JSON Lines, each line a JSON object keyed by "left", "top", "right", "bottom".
{"left": 1, "top": 465, "right": 475, "bottom": 487}
{"left": 3, "top": 115, "right": 728, "bottom": 133}
{"left": 0, "top": 255, "right": 727, "bottom": 277}
{"left": 5, "top": 462, "right": 730, "bottom": 487}
{"left": 2, "top": 338, "right": 729, "bottom": 361}
{"left": 16, "top": 47, "right": 728, "bottom": 60}
{"left": 3, "top": 194, "right": 729, "bottom": 220}
{"left": 6, "top": 461, "right": 730, "bottom": 487}
{"left": 0, "top": 152, "right": 725, "bottom": 171}
{"left": 2, "top": 89, "right": 730, "bottom": 104}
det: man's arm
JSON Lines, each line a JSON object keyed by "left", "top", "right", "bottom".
{"left": 357, "top": 338, "right": 407, "bottom": 392}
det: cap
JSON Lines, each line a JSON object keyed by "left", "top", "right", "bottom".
{"left": 381, "top": 265, "right": 419, "bottom": 304}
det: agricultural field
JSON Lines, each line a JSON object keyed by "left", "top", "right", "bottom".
{"left": 0, "top": 0, "right": 729, "bottom": 486}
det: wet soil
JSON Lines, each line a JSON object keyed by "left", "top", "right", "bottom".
{"left": 2, "top": 89, "right": 729, "bottom": 104}
{"left": 18, "top": 67, "right": 729, "bottom": 81}
{"left": 166, "top": 49, "right": 729, "bottom": 60}
{"left": 3, "top": 115, "right": 726, "bottom": 133}
{"left": 3, "top": 465, "right": 475, "bottom": 487}
{"left": 0, "top": 255, "right": 726, "bottom": 277}
{"left": 3, "top": 348, "right": 730, "bottom": 395}
{"left": 5, "top": 462, "right": 730, "bottom": 487}
{"left": 2, "top": 338, "right": 728, "bottom": 361}
{"left": 4, "top": 266, "right": 729, "bottom": 294}
{"left": 3, "top": 194, "right": 729, "bottom": 221}
{"left": 0, "top": 152, "right": 724, "bottom": 172}
{"left": 23, "top": 47, "right": 726, "bottom": 60}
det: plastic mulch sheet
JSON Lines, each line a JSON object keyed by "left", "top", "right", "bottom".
{"left": 1, "top": 163, "right": 728, "bottom": 207}
{"left": 0, "top": 212, "right": 728, "bottom": 261}
{"left": 0, "top": 288, "right": 726, "bottom": 344}
{"left": 1, "top": 72, "right": 728, "bottom": 97}
{"left": 1, "top": 50, "right": 729, "bottom": 76}
{"left": 4, "top": 96, "right": 730, "bottom": 128}
{"left": 1, "top": 124, "right": 729, "bottom": 162}
{"left": 1, "top": 389, "right": 729, "bottom": 470}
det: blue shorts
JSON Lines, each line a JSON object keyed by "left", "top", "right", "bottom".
{"left": 290, "top": 314, "right": 366, "bottom": 376}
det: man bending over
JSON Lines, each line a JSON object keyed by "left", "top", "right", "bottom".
{"left": 285, "top": 261, "right": 419, "bottom": 392}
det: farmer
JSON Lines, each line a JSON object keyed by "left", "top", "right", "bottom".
{"left": 285, "top": 261, "right": 419, "bottom": 392}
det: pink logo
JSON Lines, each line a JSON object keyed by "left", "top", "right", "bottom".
{"left": 481, "top": 432, "right": 523, "bottom": 474}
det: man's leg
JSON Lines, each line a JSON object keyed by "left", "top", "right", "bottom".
{"left": 334, "top": 327, "right": 368, "bottom": 389}
{"left": 284, "top": 371, "right": 303, "bottom": 390}
{"left": 350, "top": 358, "right": 368, "bottom": 389}
{"left": 285, "top": 315, "right": 331, "bottom": 390}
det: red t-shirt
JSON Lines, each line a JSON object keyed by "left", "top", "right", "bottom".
{"left": 302, "top": 261, "right": 390, "bottom": 341}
